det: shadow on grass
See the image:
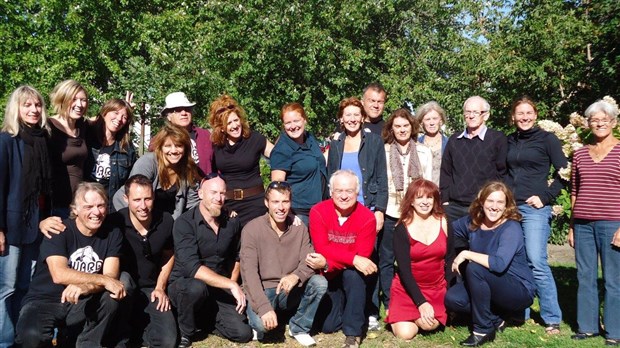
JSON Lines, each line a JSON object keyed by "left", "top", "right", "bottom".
{"left": 549, "top": 264, "right": 603, "bottom": 333}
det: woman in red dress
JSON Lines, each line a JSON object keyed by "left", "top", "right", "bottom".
{"left": 386, "top": 178, "right": 447, "bottom": 340}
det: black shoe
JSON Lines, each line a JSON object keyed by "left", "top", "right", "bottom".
{"left": 178, "top": 336, "right": 192, "bottom": 348}
{"left": 460, "top": 331, "right": 496, "bottom": 347}
{"left": 496, "top": 321, "right": 506, "bottom": 333}
{"left": 571, "top": 332, "right": 599, "bottom": 340}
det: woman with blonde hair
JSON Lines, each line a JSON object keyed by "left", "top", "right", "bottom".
{"left": 445, "top": 182, "right": 535, "bottom": 346}
{"left": 85, "top": 98, "right": 137, "bottom": 210}
{"left": 48, "top": 79, "right": 89, "bottom": 217}
{"left": 416, "top": 101, "right": 449, "bottom": 185}
{"left": 208, "top": 94, "right": 273, "bottom": 225}
{"left": 0, "top": 86, "right": 52, "bottom": 347}
{"left": 113, "top": 124, "right": 200, "bottom": 218}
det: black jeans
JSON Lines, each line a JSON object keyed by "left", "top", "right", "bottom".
{"left": 16, "top": 292, "right": 119, "bottom": 348}
{"left": 444, "top": 263, "right": 534, "bottom": 334}
{"left": 444, "top": 202, "right": 471, "bottom": 287}
{"left": 314, "top": 269, "right": 369, "bottom": 337}
{"left": 168, "top": 277, "right": 252, "bottom": 343}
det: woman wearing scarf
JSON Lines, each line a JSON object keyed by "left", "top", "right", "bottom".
{"left": 380, "top": 108, "right": 432, "bottom": 316}
{"left": 0, "top": 86, "right": 52, "bottom": 347}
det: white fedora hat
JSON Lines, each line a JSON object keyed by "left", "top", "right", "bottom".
{"left": 161, "top": 92, "right": 196, "bottom": 116}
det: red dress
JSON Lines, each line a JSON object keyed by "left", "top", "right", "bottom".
{"left": 386, "top": 225, "right": 447, "bottom": 325}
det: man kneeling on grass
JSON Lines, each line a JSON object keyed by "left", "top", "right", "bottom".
{"left": 241, "top": 181, "right": 327, "bottom": 347}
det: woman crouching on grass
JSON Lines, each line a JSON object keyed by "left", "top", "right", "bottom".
{"left": 385, "top": 179, "right": 447, "bottom": 340}
{"left": 445, "top": 181, "right": 535, "bottom": 347}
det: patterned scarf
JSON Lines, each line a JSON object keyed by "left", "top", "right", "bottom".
{"left": 389, "top": 139, "right": 422, "bottom": 194}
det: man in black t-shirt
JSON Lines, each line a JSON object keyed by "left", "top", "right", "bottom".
{"left": 16, "top": 182, "right": 124, "bottom": 348}
{"left": 110, "top": 174, "right": 177, "bottom": 348}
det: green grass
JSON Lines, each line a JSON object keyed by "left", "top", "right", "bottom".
{"left": 192, "top": 262, "right": 609, "bottom": 347}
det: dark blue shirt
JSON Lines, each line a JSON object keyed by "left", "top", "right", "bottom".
{"left": 452, "top": 217, "right": 535, "bottom": 296}
{"left": 271, "top": 131, "right": 327, "bottom": 211}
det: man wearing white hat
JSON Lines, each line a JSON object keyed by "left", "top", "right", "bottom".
{"left": 150, "top": 92, "right": 213, "bottom": 175}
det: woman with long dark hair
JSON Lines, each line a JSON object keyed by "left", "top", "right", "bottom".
{"left": 86, "top": 98, "right": 137, "bottom": 210}
{"left": 113, "top": 124, "right": 200, "bottom": 218}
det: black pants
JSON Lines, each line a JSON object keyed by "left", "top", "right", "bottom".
{"left": 16, "top": 292, "right": 119, "bottom": 348}
{"left": 168, "top": 277, "right": 252, "bottom": 343}
{"left": 444, "top": 263, "right": 534, "bottom": 334}
{"left": 444, "top": 202, "right": 471, "bottom": 287}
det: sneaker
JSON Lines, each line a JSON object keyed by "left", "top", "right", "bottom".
{"left": 178, "top": 335, "right": 192, "bottom": 348}
{"left": 252, "top": 329, "right": 258, "bottom": 341}
{"left": 342, "top": 335, "right": 360, "bottom": 348}
{"left": 368, "top": 316, "right": 381, "bottom": 331}
{"left": 288, "top": 329, "right": 316, "bottom": 347}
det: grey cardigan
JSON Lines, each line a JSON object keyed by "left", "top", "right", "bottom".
{"left": 112, "top": 152, "right": 199, "bottom": 219}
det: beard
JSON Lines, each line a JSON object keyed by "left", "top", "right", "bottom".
{"left": 207, "top": 205, "right": 222, "bottom": 217}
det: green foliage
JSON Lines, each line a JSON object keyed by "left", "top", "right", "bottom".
{"left": 1, "top": 0, "right": 618, "bottom": 141}
{"left": 550, "top": 188, "right": 571, "bottom": 244}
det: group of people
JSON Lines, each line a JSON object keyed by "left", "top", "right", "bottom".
{"left": 0, "top": 79, "right": 619, "bottom": 348}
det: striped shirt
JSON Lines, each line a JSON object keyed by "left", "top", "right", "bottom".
{"left": 571, "top": 143, "right": 620, "bottom": 220}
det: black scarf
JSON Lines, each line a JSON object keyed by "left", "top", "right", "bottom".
{"left": 19, "top": 124, "right": 52, "bottom": 223}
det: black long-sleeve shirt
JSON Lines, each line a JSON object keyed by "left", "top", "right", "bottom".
{"left": 506, "top": 127, "right": 568, "bottom": 205}
{"left": 169, "top": 206, "right": 241, "bottom": 283}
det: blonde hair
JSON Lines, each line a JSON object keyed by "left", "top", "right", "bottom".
{"left": 70, "top": 182, "right": 108, "bottom": 219}
{"left": 49, "top": 80, "right": 88, "bottom": 119}
{"left": 2, "top": 85, "right": 50, "bottom": 136}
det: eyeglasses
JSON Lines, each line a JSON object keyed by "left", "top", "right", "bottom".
{"left": 201, "top": 172, "right": 224, "bottom": 186}
{"left": 589, "top": 118, "right": 613, "bottom": 125}
{"left": 170, "top": 106, "right": 192, "bottom": 114}
{"left": 140, "top": 236, "right": 152, "bottom": 259}
{"left": 267, "top": 181, "right": 291, "bottom": 190}
{"left": 464, "top": 110, "right": 488, "bottom": 118}
{"left": 215, "top": 104, "right": 235, "bottom": 115}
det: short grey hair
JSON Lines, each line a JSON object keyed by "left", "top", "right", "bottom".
{"left": 463, "top": 96, "right": 490, "bottom": 113}
{"left": 69, "top": 182, "right": 108, "bottom": 219}
{"left": 585, "top": 100, "right": 619, "bottom": 121}
{"left": 329, "top": 170, "right": 360, "bottom": 195}
{"left": 416, "top": 101, "right": 447, "bottom": 126}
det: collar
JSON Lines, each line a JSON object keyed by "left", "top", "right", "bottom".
{"left": 118, "top": 207, "right": 164, "bottom": 235}
{"left": 457, "top": 125, "right": 488, "bottom": 140}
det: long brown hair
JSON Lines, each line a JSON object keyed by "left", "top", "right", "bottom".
{"left": 397, "top": 179, "right": 444, "bottom": 226}
{"left": 382, "top": 108, "right": 419, "bottom": 144}
{"left": 92, "top": 98, "right": 134, "bottom": 152}
{"left": 208, "top": 94, "right": 251, "bottom": 146}
{"left": 151, "top": 124, "right": 199, "bottom": 189}
{"left": 469, "top": 181, "right": 521, "bottom": 230}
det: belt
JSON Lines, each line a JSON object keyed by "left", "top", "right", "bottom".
{"left": 225, "top": 184, "right": 265, "bottom": 200}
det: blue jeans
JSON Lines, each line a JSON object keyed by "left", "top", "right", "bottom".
{"left": 378, "top": 215, "right": 397, "bottom": 309}
{"left": 0, "top": 243, "right": 38, "bottom": 348}
{"left": 247, "top": 275, "right": 327, "bottom": 339}
{"left": 574, "top": 219, "right": 620, "bottom": 339}
{"left": 518, "top": 204, "right": 562, "bottom": 325}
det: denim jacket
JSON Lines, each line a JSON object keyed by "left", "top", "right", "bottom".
{"left": 326, "top": 131, "right": 388, "bottom": 212}
{"left": 85, "top": 137, "right": 137, "bottom": 210}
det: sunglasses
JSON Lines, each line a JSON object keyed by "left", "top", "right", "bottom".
{"left": 267, "top": 181, "right": 291, "bottom": 190}
{"left": 216, "top": 104, "right": 235, "bottom": 115}
{"left": 201, "top": 172, "right": 224, "bottom": 186}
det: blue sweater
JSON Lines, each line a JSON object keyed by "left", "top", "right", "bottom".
{"left": 452, "top": 217, "right": 536, "bottom": 296}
